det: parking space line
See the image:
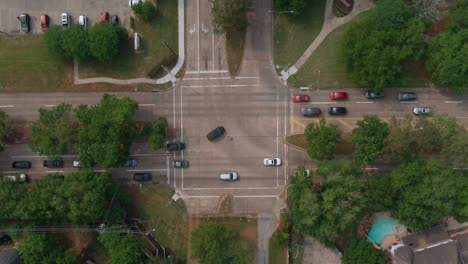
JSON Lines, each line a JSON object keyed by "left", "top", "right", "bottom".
{"left": 125, "top": 169, "right": 168, "bottom": 172}
{"left": 186, "top": 70, "right": 229, "bottom": 74}
{"left": 399, "top": 101, "right": 419, "bottom": 104}
{"left": 310, "top": 102, "right": 336, "bottom": 104}
{"left": 0, "top": 105, "right": 14, "bottom": 108}
{"left": 139, "top": 104, "right": 155, "bottom": 107}
{"left": 45, "top": 170, "right": 64, "bottom": 173}
{"left": 445, "top": 101, "right": 463, "bottom": 104}
{"left": 181, "top": 84, "right": 264, "bottom": 88}
{"left": 181, "top": 195, "right": 279, "bottom": 199}
{"left": 355, "top": 101, "right": 374, "bottom": 104}
{"left": 45, "top": 105, "right": 57, "bottom": 107}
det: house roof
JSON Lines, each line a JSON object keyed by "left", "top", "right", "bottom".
{"left": 402, "top": 226, "right": 449, "bottom": 250}
{"left": 413, "top": 240, "right": 460, "bottom": 264}
{"left": 0, "top": 248, "right": 22, "bottom": 264}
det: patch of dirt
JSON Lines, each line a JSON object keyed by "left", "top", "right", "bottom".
{"left": 410, "top": 62, "right": 431, "bottom": 82}
{"left": 217, "top": 194, "right": 234, "bottom": 215}
{"left": 426, "top": 17, "right": 448, "bottom": 36}
{"left": 9, "top": 120, "right": 32, "bottom": 143}
{"left": 64, "top": 232, "right": 94, "bottom": 256}
{"left": 335, "top": 132, "right": 354, "bottom": 155}
{"left": 239, "top": 220, "right": 258, "bottom": 245}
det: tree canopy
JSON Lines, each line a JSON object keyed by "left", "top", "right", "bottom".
{"left": 76, "top": 94, "right": 139, "bottom": 168}
{"left": 342, "top": 238, "right": 386, "bottom": 264}
{"left": 0, "top": 111, "right": 14, "bottom": 152}
{"left": 88, "top": 22, "right": 127, "bottom": 63}
{"left": 17, "top": 234, "right": 76, "bottom": 264}
{"left": 304, "top": 118, "right": 341, "bottom": 160}
{"left": 98, "top": 228, "right": 146, "bottom": 264}
{"left": 132, "top": 1, "right": 157, "bottom": 22}
{"left": 351, "top": 115, "right": 389, "bottom": 163}
{"left": 212, "top": 0, "right": 251, "bottom": 34}
{"left": 43, "top": 25, "right": 64, "bottom": 56}
{"left": 61, "top": 25, "right": 89, "bottom": 59}
{"left": 30, "top": 104, "right": 77, "bottom": 159}
{"left": 149, "top": 117, "right": 168, "bottom": 150}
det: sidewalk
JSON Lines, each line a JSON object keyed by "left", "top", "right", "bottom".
{"left": 74, "top": 0, "right": 185, "bottom": 87}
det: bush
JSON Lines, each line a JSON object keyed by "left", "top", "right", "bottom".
{"left": 133, "top": 2, "right": 157, "bottom": 22}
{"left": 150, "top": 117, "right": 168, "bottom": 150}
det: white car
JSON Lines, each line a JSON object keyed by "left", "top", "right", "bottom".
{"left": 78, "top": 15, "right": 88, "bottom": 29}
{"left": 3, "top": 174, "right": 27, "bottom": 182}
{"left": 73, "top": 161, "right": 81, "bottom": 167}
{"left": 129, "top": 0, "right": 143, "bottom": 6}
{"left": 219, "top": 172, "right": 238, "bottom": 181}
{"left": 264, "top": 158, "right": 281, "bottom": 166}
{"left": 413, "top": 107, "right": 432, "bottom": 116}
{"left": 61, "top": 13, "right": 70, "bottom": 27}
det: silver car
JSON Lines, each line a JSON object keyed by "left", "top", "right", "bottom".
{"left": 61, "top": 13, "right": 70, "bottom": 27}
{"left": 413, "top": 107, "right": 432, "bottom": 116}
{"left": 78, "top": 15, "right": 88, "bottom": 29}
{"left": 264, "top": 158, "right": 281, "bottom": 166}
{"left": 219, "top": 172, "right": 238, "bottom": 181}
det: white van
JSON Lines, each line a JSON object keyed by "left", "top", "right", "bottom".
{"left": 79, "top": 15, "right": 88, "bottom": 29}
{"left": 3, "top": 174, "right": 27, "bottom": 182}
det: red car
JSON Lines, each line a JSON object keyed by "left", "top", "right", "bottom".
{"left": 40, "top": 14, "right": 49, "bottom": 32}
{"left": 291, "top": 95, "right": 310, "bottom": 103}
{"left": 101, "top": 11, "right": 109, "bottom": 22}
{"left": 329, "top": 92, "right": 348, "bottom": 100}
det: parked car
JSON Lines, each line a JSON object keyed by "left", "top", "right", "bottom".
{"left": 133, "top": 172, "right": 152, "bottom": 182}
{"left": 166, "top": 142, "right": 186, "bottom": 151}
{"left": 294, "top": 169, "right": 311, "bottom": 177}
{"left": 329, "top": 92, "right": 348, "bottom": 100}
{"left": 40, "top": 14, "right": 49, "bottom": 32}
{"left": 122, "top": 159, "right": 138, "bottom": 167}
{"left": 2, "top": 173, "right": 27, "bottom": 182}
{"left": 328, "top": 107, "right": 347, "bottom": 115}
{"left": 291, "top": 95, "right": 310, "bottom": 103}
{"left": 301, "top": 108, "right": 321, "bottom": 117}
{"left": 172, "top": 160, "right": 189, "bottom": 168}
{"left": 397, "top": 92, "right": 417, "bottom": 101}
{"left": 61, "top": 13, "right": 70, "bottom": 27}
{"left": 111, "top": 15, "right": 119, "bottom": 25}
{"left": 73, "top": 161, "right": 81, "bottom": 167}
{"left": 264, "top": 158, "right": 281, "bottom": 166}
{"left": 129, "top": 0, "right": 143, "bottom": 6}
{"left": 78, "top": 15, "right": 88, "bottom": 29}
{"left": 19, "top": 14, "right": 30, "bottom": 33}
{"left": 12, "top": 161, "right": 31, "bottom": 169}
{"left": 365, "top": 90, "right": 385, "bottom": 99}
{"left": 219, "top": 172, "right": 238, "bottom": 181}
{"left": 43, "top": 160, "right": 64, "bottom": 168}
{"left": 413, "top": 107, "right": 433, "bottom": 116}
{"left": 207, "top": 126, "right": 225, "bottom": 141}
{"left": 101, "top": 11, "right": 109, "bottom": 22}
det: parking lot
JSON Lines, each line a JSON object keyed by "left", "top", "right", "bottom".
{"left": 0, "top": 0, "right": 130, "bottom": 34}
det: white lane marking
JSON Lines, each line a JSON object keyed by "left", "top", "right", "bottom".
{"left": 181, "top": 84, "right": 264, "bottom": 88}
{"left": 186, "top": 70, "right": 229, "bottom": 74}
{"left": 189, "top": 24, "right": 196, "bottom": 34}
{"left": 45, "top": 105, "right": 57, "bottom": 107}
{"left": 399, "top": 101, "right": 419, "bottom": 104}
{"left": 2, "top": 171, "right": 19, "bottom": 174}
{"left": 10, "top": 153, "right": 169, "bottom": 158}
{"left": 0, "top": 105, "right": 14, "bottom": 108}
{"left": 197, "top": 0, "right": 200, "bottom": 71}
{"left": 125, "top": 169, "right": 168, "bottom": 172}
{"left": 201, "top": 23, "right": 209, "bottom": 33}
{"left": 45, "top": 170, "right": 64, "bottom": 173}
{"left": 445, "top": 101, "right": 463, "bottom": 104}
{"left": 355, "top": 101, "right": 375, "bottom": 104}
{"left": 309, "top": 102, "right": 336, "bottom": 105}
{"left": 181, "top": 195, "right": 279, "bottom": 199}
{"left": 139, "top": 104, "right": 155, "bottom": 107}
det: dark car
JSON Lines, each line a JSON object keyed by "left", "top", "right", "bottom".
{"left": 12, "top": 161, "right": 31, "bottom": 169}
{"left": 397, "top": 92, "right": 417, "bottom": 101}
{"left": 122, "top": 159, "right": 138, "bottom": 167}
{"left": 166, "top": 142, "right": 186, "bottom": 151}
{"left": 172, "top": 160, "right": 189, "bottom": 168}
{"left": 365, "top": 90, "right": 385, "bottom": 99}
{"left": 301, "top": 108, "right": 321, "bottom": 117}
{"left": 207, "top": 126, "right": 225, "bottom": 141}
{"left": 133, "top": 173, "right": 152, "bottom": 182}
{"left": 111, "top": 15, "right": 119, "bottom": 25}
{"left": 43, "top": 160, "right": 64, "bottom": 168}
{"left": 19, "top": 14, "right": 30, "bottom": 33}
{"left": 328, "top": 107, "right": 347, "bottom": 115}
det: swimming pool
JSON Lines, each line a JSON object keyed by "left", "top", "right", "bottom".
{"left": 368, "top": 217, "right": 397, "bottom": 245}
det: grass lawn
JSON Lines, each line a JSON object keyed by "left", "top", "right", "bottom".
{"left": 79, "top": 0, "right": 178, "bottom": 79}
{"left": 273, "top": 0, "right": 326, "bottom": 73}
{"left": 126, "top": 184, "right": 188, "bottom": 263}
{"left": 226, "top": 30, "right": 245, "bottom": 77}
{"left": 269, "top": 235, "right": 287, "bottom": 264}
{"left": 0, "top": 35, "right": 71, "bottom": 92}
{"left": 288, "top": 12, "right": 429, "bottom": 88}
{"left": 286, "top": 134, "right": 307, "bottom": 150}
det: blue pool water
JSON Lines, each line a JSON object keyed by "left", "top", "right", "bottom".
{"left": 368, "top": 217, "right": 397, "bottom": 245}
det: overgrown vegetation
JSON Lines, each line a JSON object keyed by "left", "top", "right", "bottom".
{"left": 17, "top": 234, "right": 76, "bottom": 264}
{"left": 0, "top": 112, "right": 14, "bottom": 151}
{"left": 304, "top": 118, "right": 342, "bottom": 160}
{"left": 149, "top": 117, "right": 168, "bottom": 150}
{"left": 274, "top": 0, "right": 307, "bottom": 16}
{"left": 351, "top": 115, "right": 389, "bottom": 164}
{"left": 342, "top": 238, "right": 386, "bottom": 264}
{"left": 132, "top": 1, "right": 157, "bottom": 22}
{"left": 98, "top": 228, "right": 146, "bottom": 264}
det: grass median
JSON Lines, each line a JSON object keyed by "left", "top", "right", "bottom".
{"left": 269, "top": 235, "right": 287, "bottom": 264}
{"left": 226, "top": 30, "right": 245, "bottom": 77}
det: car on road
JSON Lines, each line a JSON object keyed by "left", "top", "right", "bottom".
{"left": 207, "top": 126, "right": 225, "bottom": 141}
{"left": 397, "top": 92, "right": 417, "bottom": 101}
{"left": 73, "top": 161, "right": 81, "bottom": 167}
{"left": 19, "top": 14, "right": 30, "bottom": 33}
{"left": 301, "top": 108, "right": 321, "bottom": 117}
{"left": 219, "top": 172, "right": 238, "bottom": 181}
{"left": 78, "top": 15, "right": 88, "bottom": 29}
{"left": 264, "top": 158, "right": 281, "bottom": 166}
{"left": 122, "top": 159, "right": 138, "bottom": 167}
{"left": 328, "top": 107, "right": 347, "bottom": 115}
{"left": 40, "top": 14, "right": 49, "bottom": 32}
{"left": 172, "top": 160, "right": 189, "bottom": 168}
{"left": 329, "top": 92, "right": 348, "bottom": 100}
{"left": 133, "top": 172, "right": 152, "bottom": 182}
{"left": 101, "top": 11, "right": 109, "bottom": 22}
{"left": 12, "top": 161, "right": 31, "bottom": 169}
{"left": 413, "top": 107, "right": 433, "bottom": 116}
{"left": 61, "top": 13, "right": 70, "bottom": 27}
{"left": 2, "top": 173, "right": 27, "bottom": 182}
{"left": 129, "top": 0, "right": 143, "bottom": 6}
{"left": 365, "top": 90, "right": 385, "bottom": 99}
{"left": 166, "top": 142, "right": 186, "bottom": 151}
{"left": 111, "top": 15, "right": 119, "bottom": 25}
{"left": 291, "top": 95, "right": 310, "bottom": 103}
{"left": 43, "top": 160, "right": 64, "bottom": 168}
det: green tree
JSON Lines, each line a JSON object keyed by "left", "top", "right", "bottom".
{"left": 76, "top": 94, "right": 138, "bottom": 168}
{"left": 447, "top": 0, "right": 468, "bottom": 31}
{"left": 88, "top": 23, "right": 126, "bottom": 62}
{"left": 133, "top": 1, "right": 157, "bottom": 22}
{"left": 30, "top": 104, "right": 77, "bottom": 159}
{"left": 98, "top": 229, "right": 146, "bottom": 264}
{"left": 383, "top": 117, "right": 418, "bottom": 161}
{"left": 365, "top": 175, "right": 394, "bottom": 212}
{"left": 0, "top": 111, "right": 14, "bottom": 152}
{"left": 391, "top": 159, "right": 465, "bottom": 230}
{"left": 343, "top": 238, "right": 386, "bottom": 264}
{"left": 17, "top": 234, "right": 76, "bottom": 264}
{"left": 351, "top": 115, "right": 389, "bottom": 163}
{"left": 61, "top": 25, "right": 89, "bottom": 59}
{"left": 442, "top": 126, "right": 468, "bottom": 167}
{"left": 304, "top": 118, "right": 341, "bottom": 160}
{"left": 211, "top": 0, "right": 251, "bottom": 34}
{"left": 0, "top": 179, "right": 28, "bottom": 224}
{"left": 149, "top": 117, "right": 168, "bottom": 150}
{"left": 43, "top": 25, "right": 64, "bottom": 56}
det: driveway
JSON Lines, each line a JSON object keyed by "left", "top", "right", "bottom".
{"left": 302, "top": 236, "right": 342, "bottom": 264}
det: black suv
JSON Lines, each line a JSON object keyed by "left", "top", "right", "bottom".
{"left": 166, "top": 142, "right": 186, "bottom": 151}
{"left": 365, "top": 90, "right": 385, "bottom": 99}
{"left": 43, "top": 160, "right": 64, "bottom": 168}
{"left": 133, "top": 173, "right": 152, "bottom": 182}
{"left": 207, "top": 126, "right": 225, "bottom": 141}
{"left": 19, "top": 14, "right": 30, "bottom": 33}
{"left": 301, "top": 108, "right": 321, "bottom": 117}
{"left": 12, "top": 161, "right": 32, "bottom": 169}
{"left": 328, "top": 107, "right": 347, "bottom": 115}
{"left": 397, "top": 92, "right": 417, "bottom": 101}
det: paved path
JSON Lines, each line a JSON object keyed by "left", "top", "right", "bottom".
{"left": 258, "top": 213, "right": 279, "bottom": 264}
{"left": 73, "top": 0, "right": 185, "bottom": 86}
{"left": 281, "top": 0, "right": 374, "bottom": 81}
{"left": 302, "top": 236, "right": 341, "bottom": 264}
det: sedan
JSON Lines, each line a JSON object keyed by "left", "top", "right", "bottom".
{"left": 19, "top": 14, "right": 30, "bottom": 33}
{"left": 173, "top": 160, "right": 189, "bottom": 168}
{"left": 328, "top": 107, "right": 347, "bottom": 115}
{"left": 413, "top": 107, "right": 433, "bottom": 116}
{"left": 301, "top": 108, "right": 321, "bottom": 117}
{"left": 365, "top": 90, "right": 385, "bottom": 99}
{"left": 101, "top": 11, "right": 109, "bottom": 22}
{"left": 329, "top": 92, "right": 348, "bottom": 100}
{"left": 61, "top": 13, "right": 70, "bottom": 27}
{"left": 291, "top": 95, "right": 310, "bottom": 103}
{"left": 12, "top": 161, "right": 32, "bottom": 169}
{"left": 111, "top": 15, "right": 119, "bottom": 25}
{"left": 166, "top": 142, "right": 186, "bottom": 151}
{"left": 133, "top": 173, "right": 152, "bottom": 182}
{"left": 264, "top": 158, "right": 281, "bottom": 166}
{"left": 43, "top": 160, "right": 64, "bottom": 168}
{"left": 122, "top": 159, "right": 138, "bottom": 167}
{"left": 129, "top": 0, "right": 143, "bottom": 6}
{"left": 40, "top": 14, "right": 49, "bottom": 32}
{"left": 219, "top": 172, "right": 238, "bottom": 181}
